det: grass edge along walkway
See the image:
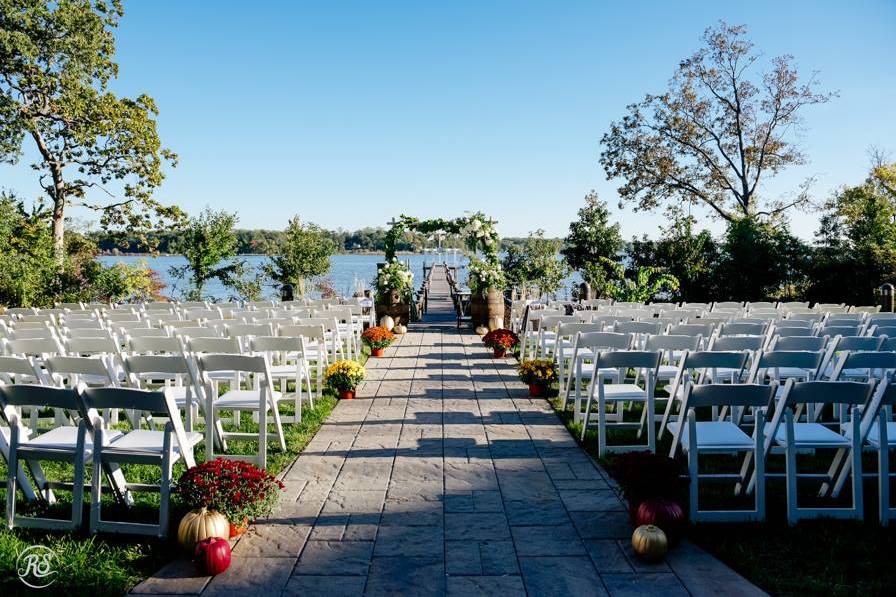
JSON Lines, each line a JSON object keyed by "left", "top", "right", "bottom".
{"left": 0, "top": 375, "right": 348, "bottom": 596}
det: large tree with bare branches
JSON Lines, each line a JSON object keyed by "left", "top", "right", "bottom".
{"left": 0, "top": 0, "right": 181, "bottom": 261}
{"left": 600, "top": 22, "right": 834, "bottom": 221}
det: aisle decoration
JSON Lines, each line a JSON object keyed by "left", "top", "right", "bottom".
{"left": 176, "top": 458, "right": 284, "bottom": 538}
{"left": 362, "top": 326, "right": 395, "bottom": 357}
{"left": 176, "top": 507, "right": 229, "bottom": 552}
{"left": 517, "top": 359, "right": 558, "bottom": 397}
{"left": 194, "top": 537, "right": 231, "bottom": 576}
{"left": 631, "top": 525, "right": 668, "bottom": 562}
{"left": 325, "top": 359, "right": 366, "bottom": 399}
{"left": 634, "top": 498, "right": 685, "bottom": 545}
{"left": 482, "top": 328, "right": 519, "bottom": 358}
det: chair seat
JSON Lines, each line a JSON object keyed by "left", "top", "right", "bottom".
{"left": 103, "top": 429, "right": 203, "bottom": 458}
{"left": 21, "top": 426, "right": 123, "bottom": 453}
{"left": 680, "top": 421, "right": 754, "bottom": 451}
{"left": 215, "top": 389, "right": 283, "bottom": 410}
{"left": 773, "top": 423, "right": 851, "bottom": 448}
{"left": 599, "top": 383, "right": 647, "bottom": 400}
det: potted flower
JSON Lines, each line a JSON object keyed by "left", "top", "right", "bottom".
{"left": 325, "top": 359, "right": 366, "bottom": 399}
{"left": 517, "top": 359, "right": 558, "bottom": 397}
{"left": 482, "top": 328, "right": 519, "bottom": 358}
{"left": 175, "top": 458, "right": 284, "bottom": 538}
{"left": 362, "top": 326, "right": 395, "bottom": 357}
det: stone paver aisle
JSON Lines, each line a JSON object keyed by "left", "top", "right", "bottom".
{"left": 134, "top": 265, "right": 764, "bottom": 596}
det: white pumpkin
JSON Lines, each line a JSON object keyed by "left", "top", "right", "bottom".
{"left": 475, "top": 326, "right": 489, "bottom": 337}
{"left": 379, "top": 315, "right": 395, "bottom": 331}
{"left": 177, "top": 507, "right": 230, "bottom": 552}
{"left": 394, "top": 324, "right": 407, "bottom": 335}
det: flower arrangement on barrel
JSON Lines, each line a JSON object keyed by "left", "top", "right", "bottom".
{"left": 482, "top": 328, "right": 519, "bottom": 358}
{"left": 376, "top": 258, "right": 414, "bottom": 303}
{"left": 175, "top": 458, "right": 285, "bottom": 574}
{"left": 325, "top": 359, "right": 366, "bottom": 399}
{"left": 362, "top": 326, "right": 395, "bottom": 357}
{"left": 517, "top": 359, "right": 558, "bottom": 397}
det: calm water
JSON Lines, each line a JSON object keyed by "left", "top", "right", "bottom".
{"left": 97, "top": 254, "right": 467, "bottom": 301}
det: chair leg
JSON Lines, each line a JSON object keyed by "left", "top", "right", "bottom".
{"left": 90, "top": 445, "right": 103, "bottom": 534}
{"left": 6, "top": 444, "right": 18, "bottom": 529}
{"left": 159, "top": 452, "right": 173, "bottom": 539}
{"left": 880, "top": 411, "right": 890, "bottom": 526}
{"left": 688, "top": 446, "right": 699, "bottom": 522}
{"left": 785, "top": 437, "right": 798, "bottom": 525}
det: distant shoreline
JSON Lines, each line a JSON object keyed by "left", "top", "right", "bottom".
{"left": 97, "top": 250, "right": 430, "bottom": 257}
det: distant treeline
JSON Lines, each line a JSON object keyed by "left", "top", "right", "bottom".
{"left": 92, "top": 227, "right": 546, "bottom": 255}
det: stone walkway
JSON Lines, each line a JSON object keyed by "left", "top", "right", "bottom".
{"left": 133, "top": 266, "right": 764, "bottom": 596}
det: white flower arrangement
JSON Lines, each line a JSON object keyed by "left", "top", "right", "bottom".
{"left": 376, "top": 258, "right": 414, "bottom": 300}
{"left": 468, "top": 258, "right": 506, "bottom": 294}
{"left": 462, "top": 212, "right": 500, "bottom": 259}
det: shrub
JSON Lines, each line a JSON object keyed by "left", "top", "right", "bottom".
{"left": 518, "top": 359, "right": 558, "bottom": 385}
{"left": 324, "top": 360, "right": 366, "bottom": 392}
{"left": 175, "top": 458, "right": 284, "bottom": 523}
{"left": 482, "top": 328, "right": 520, "bottom": 351}
{"left": 361, "top": 326, "right": 395, "bottom": 350}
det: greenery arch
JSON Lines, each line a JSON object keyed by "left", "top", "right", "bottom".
{"left": 383, "top": 212, "right": 500, "bottom": 263}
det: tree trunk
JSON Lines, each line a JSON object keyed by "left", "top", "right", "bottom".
{"left": 51, "top": 198, "right": 65, "bottom": 265}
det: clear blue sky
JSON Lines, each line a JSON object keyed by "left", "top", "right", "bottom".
{"left": 2, "top": 0, "right": 894, "bottom": 240}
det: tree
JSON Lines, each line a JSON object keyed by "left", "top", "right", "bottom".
{"left": 600, "top": 21, "right": 833, "bottom": 221}
{"left": 502, "top": 230, "right": 568, "bottom": 298}
{"left": 715, "top": 216, "right": 809, "bottom": 301}
{"left": 627, "top": 208, "right": 720, "bottom": 302}
{"left": 264, "top": 216, "right": 335, "bottom": 296}
{"left": 0, "top": 0, "right": 181, "bottom": 260}
{"left": 808, "top": 160, "right": 896, "bottom": 304}
{"left": 600, "top": 257, "right": 680, "bottom": 303}
{"left": 561, "top": 191, "right": 622, "bottom": 295}
{"left": 169, "top": 208, "right": 243, "bottom": 301}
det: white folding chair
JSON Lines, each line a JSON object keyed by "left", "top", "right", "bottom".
{"left": 250, "top": 335, "right": 313, "bottom": 423}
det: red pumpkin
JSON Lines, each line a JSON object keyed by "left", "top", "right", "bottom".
{"left": 634, "top": 498, "right": 685, "bottom": 545}
{"left": 194, "top": 537, "right": 232, "bottom": 576}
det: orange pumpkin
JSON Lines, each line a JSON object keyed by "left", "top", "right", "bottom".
{"left": 631, "top": 524, "right": 668, "bottom": 563}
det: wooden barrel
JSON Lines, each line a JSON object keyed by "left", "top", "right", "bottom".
{"left": 485, "top": 288, "right": 505, "bottom": 331}
{"left": 375, "top": 301, "right": 410, "bottom": 326}
{"left": 470, "top": 293, "right": 486, "bottom": 327}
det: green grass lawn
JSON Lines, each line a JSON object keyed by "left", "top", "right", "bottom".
{"left": 549, "top": 392, "right": 896, "bottom": 597}
{"left": 0, "top": 380, "right": 343, "bottom": 596}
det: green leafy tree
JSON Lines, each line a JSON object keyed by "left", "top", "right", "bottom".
{"left": 600, "top": 257, "right": 680, "bottom": 303}
{"left": 716, "top": 216, "right": 809, "bottom": 301}
{"left": 809, "top": 160, "right": 896, "bottom": 304}
{"left": 264, "top": 216, "right": 336, "bottom": 296}
{"left": 502, "top": 230, "right": 568, "bottom": 298}
{"left": 169, "top": 208, "right": 243, "bottom": 301}
{"left": 600, "top": 21, "right": 833, "bottom": 221}
{"left": 561, "top": 191, "right": 622, "bottom": 295}
{"left": 627, "top": 208, "right": 720, "bottom": 302}
{"left": 0, "top": 0, "right": 182, "bottom": 260}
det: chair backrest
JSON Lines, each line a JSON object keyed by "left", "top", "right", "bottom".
{"left": 128, "top": 335, "right": 185, "bottom": 355}
{"left": 819, "top": 325, "right": 862, "bottom": 338}
{"left": 575, "top": 331, "right": 633, "bottom": 351}
{"left": 709, "top": 335, "right": 765, "bottom": 351}
{"left": 748, "top": 301, "right": 778, "bottom": 310}
{"left": 187, "top": 336, "right": 241, "bottom": 355}
{"left": 595, "top": 350, "right": 662, "bottom": 371}
{"left": 116, "top": 320, "right": 152, "bottom": 331}
{"left": 104, "top": 311, "right": 142, "bottom": 322}
{"left": 836, "top": 336, "right": 883, "bottom": 352}
{"left": 772, "top": 325, "right": 815, "bottom": 338}
{"left": 249, "top": 335, "right": 304, "bottom": 355}
{"left": 172, "top": 326, "right": 222, "bottom": 339}
{"left": 125, "top": 327, "right": 170, "bottom": 339}
{"left": 830, "top": 351, "right": 896, "bottom": 381}
{"left": 778, "top": 379, "right": 874, "bottom": 407}
{"left": 685, "top": 382, "right": 776, "bottom": 409}
{"left": 719, "top": 322, "right": 767, "bottom": 337}
{"left": 65, "top": 336, "right": 120, "bottom": 356}
{"left": 279, "top": 324, "right": 326, "bottom": 342}
{"left": 557, "top": 322, "right": 604, "bottom": 338}
{"left": 0, "top": 383, "right": 80, "bottom": 411}
{"left": 62, "top": 318, "right": 104, "bottom": 330}
{"left": 681, "top": 349, "right": 751, "bottom": 373}
{"left": 644, "top": 334, "right": 701, "bottom": 352}
{"left": 786, "top": 313, "right": 823, "bottom": 324}
{"left": 669, "top": 322, "right": 716, "bottom": 337}
{"left": 871, "top": 325, "right": 896, "bottom": 338}
{"left": 614, "top": 320, "right": 665, "bottom": 335}
{"left": 45, "top": 355, "right": 116, "bottom": 386}
{"left": 227, "top": 323, "right": 274, "bottom": 338}
{"left": 0, "top": 355, "right": 43, "bottom": 382}
{"left": 198, "top": 353, "right": 269, "bottom": 375}
{"left": 770, "top": 335, "right": 828, "bottom": 351}
{"left": 8, "top": 327, "right": 57, "bottom": 340}
{"left": 881, "top": 337, "right": 896, "bottom": 352}
{"left": 123, "top": 354, "right": 195, "bottom": 382}
{"left": 4, "top": 337, "right": 65, "bottom": 357}
{"left": 749, "top": 350, "right": 825, "bottom": 380}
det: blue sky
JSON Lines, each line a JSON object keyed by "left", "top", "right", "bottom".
{"left": 2, "top": 0, "right": 894, "bottom": 240}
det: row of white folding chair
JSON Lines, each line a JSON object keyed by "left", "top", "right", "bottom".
{"left": 1, "top": 382, "right": 199, "bottom": 536}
